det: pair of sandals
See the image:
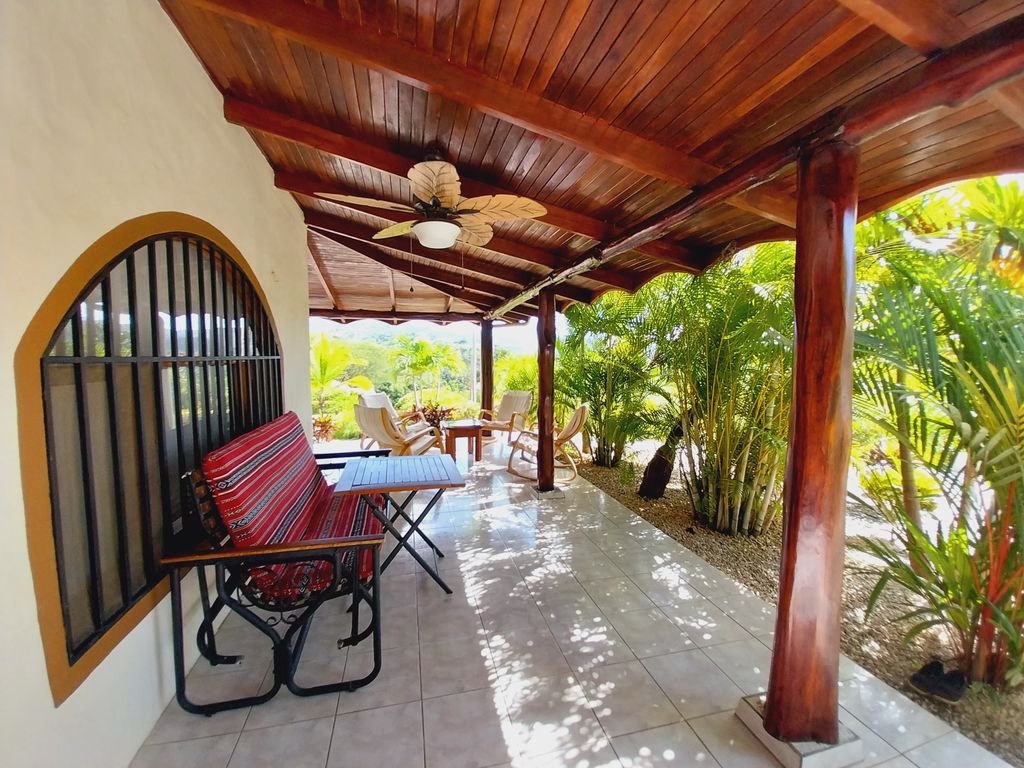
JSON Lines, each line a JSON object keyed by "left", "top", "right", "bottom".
{"left": 908, "top": 658, "right": 968, "bottom": 704}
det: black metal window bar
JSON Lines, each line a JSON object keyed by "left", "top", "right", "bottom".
{"left": 41, "top": 234, "right": 282, "bottom": 663}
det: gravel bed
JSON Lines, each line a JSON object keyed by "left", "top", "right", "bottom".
{"left": 578, "top": 461, "right": 1024, "bottom": 767}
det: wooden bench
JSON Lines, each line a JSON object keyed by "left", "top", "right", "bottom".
{"left": 160, "top": 411, "right": 388, "bottom": 716}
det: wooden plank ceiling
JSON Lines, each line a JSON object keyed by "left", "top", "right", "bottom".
{"left": 162, "top": 0, "right": 1024, "bottom": 322}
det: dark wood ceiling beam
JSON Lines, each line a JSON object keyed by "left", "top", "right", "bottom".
{"left": 307, "top": 246, "right": 339, "bottom": 309}
{"left": 485, "top": 15, "right": 1024, "bottom": 319}
{"left": 305, "top": 207, "right": 538, "bottom": 286}
{"left": 409, "top": 275, "right": 536, "bottom": 321}
{"left": 313, "top": 309, "right": 488, "bottom": 324}
{"left": 282, "top": 174, "right": 635, "bottom": 291}
{"left": 228, "top": 100, "right": 709, "bottom": 269}
{"left": 836, "top": 0, "right": 1024, "bottom": 128}
{"left": 190, "top": 0, "right": 794, "bottom": 225}
{"left": 310, "top": 225, "right": 537, "bottom": 302}
{"left": 303, "top": 208, "right": 595, "bottom": 303}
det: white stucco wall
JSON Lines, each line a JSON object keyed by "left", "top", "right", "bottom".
{"left": 0, "top": 1, "right": 311, "bottom": 765}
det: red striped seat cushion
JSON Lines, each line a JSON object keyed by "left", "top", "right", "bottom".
{"left": 251, "top": 493, "right": 385, "bottom": 602}
{"left": 201, "top": 412, "right": 383, "bottom": 602}
{"left": 202, "top": 412, "right": 329, "bottom": 549}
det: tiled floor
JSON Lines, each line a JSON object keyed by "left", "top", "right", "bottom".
{"left": 132, "top": 443, "right": 1012, "bottom": 768}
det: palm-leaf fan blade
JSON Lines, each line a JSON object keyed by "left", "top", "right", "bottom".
{"left": 456, "top": 218, "right": 494, "bottom": 247}
{"left": 316, "top": 193, "right": 416, "bottom": 213}
{"left": 408, "top": 161, "right": 462, "bottom": 207}
{"left": 457, "top": 194, "right": 547, "bottom": 223}
{"left": 372, "top": 220, "right": 418, "bottom": 240}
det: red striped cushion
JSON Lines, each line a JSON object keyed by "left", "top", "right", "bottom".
{"left": 202, "top": 412, "right": 329, "bottom": 549}
{"left": 202, "top": 412, "right": 383, "bottom": 603}
{"left": 248, "top": 493, "right": 384, "bottom": 602}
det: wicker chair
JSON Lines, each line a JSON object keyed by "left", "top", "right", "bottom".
{"left": 479, "top": 390, "right": 533, "bottom": 444}
{"left": 354, "top": 404, "right": 443, "bottom": 456}
{"left": 507, "top": 404, "right": 589, "bottom": 482}
{"left": 358, "top": 392, "right": 432, "bottom": 448}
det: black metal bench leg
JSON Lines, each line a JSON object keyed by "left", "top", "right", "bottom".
{"left": 286, "top": 547, "right": 383, "bottom": 696}
{"left": 170, "top": 565, "right": 281, "bottom": 716}
{"left": 195, "top": 566, "right": 242, "bottom": 666}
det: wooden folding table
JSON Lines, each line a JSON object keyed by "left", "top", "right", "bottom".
{"left": 335, "top": 454, "right": 465, "bottom": 593}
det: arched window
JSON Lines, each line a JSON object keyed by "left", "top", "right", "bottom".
{"left": 41, "top": 233, "right": 282, "bottom": 661}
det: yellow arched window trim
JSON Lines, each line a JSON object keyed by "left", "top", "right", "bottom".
{"left": 15, "top": 212, "right": 280, "bottom": 705}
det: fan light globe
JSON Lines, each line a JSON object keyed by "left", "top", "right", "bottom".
{"left": 413, "top": 220, "right": 460, "bottom": 249}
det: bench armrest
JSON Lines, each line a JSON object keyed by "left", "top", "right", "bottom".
{"left": 160, "top": 533, "right": 384, "bottom": 568}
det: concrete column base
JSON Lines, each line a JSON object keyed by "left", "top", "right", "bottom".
{"left": 735, "top": 695, "right": 862, "bottom": 768}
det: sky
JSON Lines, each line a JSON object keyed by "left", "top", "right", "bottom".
{"left": 309, "top": 314, "right": 569, "bottom": 355}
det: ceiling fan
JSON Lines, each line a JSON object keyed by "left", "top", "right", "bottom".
{"left": 315, "top": 155, "right": 547, "bottom": 249}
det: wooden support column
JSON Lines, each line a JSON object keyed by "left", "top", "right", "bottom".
{"left": 762, "top": 140, "right": 859, "bottom": 744}
{"left": 481, "top": 319, "right": 494, "bottom": 436}
{"left": 536, "top": 289, "right": 556, "bottom": 492}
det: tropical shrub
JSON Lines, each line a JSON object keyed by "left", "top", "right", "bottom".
{"left": 309, "top": 334, "right": 372, "bottom": 441}
{"left": 852, "top": 203, "right": 1024, "bottom": 688}
{"left": 558, "top": 294, "right": 660, "bottom": 467}
{"left": 640, "top": 247, "right": 795, "bottom": 535}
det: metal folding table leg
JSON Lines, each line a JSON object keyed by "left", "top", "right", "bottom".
{"left": 367, "top": 490, "right": 451, "bottom": 594}
{"left": 385, "top": 490, "right": 445, "bottom": 557}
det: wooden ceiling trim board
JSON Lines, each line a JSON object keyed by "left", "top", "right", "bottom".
{"left": 302, "top": 208, "right": 596, "bottom": 302}
{"left": 639, "top": 0, "right": 812, "bottom": 140}
{"left": 307, "top": 242, "right": 341, "bottom": 309}
{"left": 313, "top": 309, "right": 485, "bottom": 323}
{"left": 484, "top": 14, "right": 1024, "bottom": 318}
{"left": 183, "top": 0, "right": 795, "bottom": 225}
{"left": 245, "top": 113, "right": 706, "bottom": 265}
{"left": 837, "top": 0, "right": 1024, "bottom": 128}
{"left": 282, "top": 173, "right": 637, "bottom": 289}
{"left": 675, "top": 10, "right": 875, "bottom": 149}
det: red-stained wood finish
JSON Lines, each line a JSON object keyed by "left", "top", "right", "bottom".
{"left": 159, "top": 0, "right": 1024, "bottom": 322}
{"left": 311, "top": 309, "right": 486, "bottom": 324}
{"left": 762, "top": 140, "right": 859, "bottom": 744}
{"left": 535, "top": 288, "right": 556, "bottom": 492}
{"left": 486, "top": 15, "right": 1024, "bottom": 318}
{"left": 837, "top": 0, "right": 1024, "bottom": 127}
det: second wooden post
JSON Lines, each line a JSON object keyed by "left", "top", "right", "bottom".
{"left": 536, "top": 289, "right": 556, "bottom": 491}
{"left": 762, "top": 139, "right": 859, "bottom": 744}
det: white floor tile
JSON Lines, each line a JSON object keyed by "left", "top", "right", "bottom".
{"left": 611, "top": 721, "right": 722, "bottom": 767}
{"left": 642, "top": 649, "right": 746, "bottom": 720}
{"left": 578, "top": 660, "right": 682, "bottom": 737}
{"left": 329, "top": 701, "right": 424, "bottom": 768}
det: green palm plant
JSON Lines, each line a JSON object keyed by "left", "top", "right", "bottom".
{"left": 558, "top": 293, "right": 661, "bottom": 467}
{"left": 853, "top": 237, "right": 1024, "bottom": 688}
{"left": 639, "top": 247, "right": 794, "bottom": 534}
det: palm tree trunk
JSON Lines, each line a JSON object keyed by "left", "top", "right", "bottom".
{"left": 895, "top": 369, "right": 925, "bottom": 573}
{"left": 639, "top": 417, "right": 685, "bottom": 498}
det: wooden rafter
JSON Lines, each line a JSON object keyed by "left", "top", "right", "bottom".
{"left": 313, "top": 309, "right": 487, "bottom": 323}
{"left": 837, "top": 0, "right": 1024, "bottom": 128}
{"left": 228, "top": 100, "right": 713, "bottom": 270}
{"left": 303, "top": 208, "right": 595, "bottom": 304}
{"left": 310, "top": 225, "right": 539, "bottom": 303}
{"left": 279, "top": 171, "right": 639, "bottom": 290}
{"left": 485, "top": 15, "right": 1024, "bottom": 318}
{"left": 191, "top": 0, "right": 796, "bottom": 226}
{"left": 307, "top": 245, "right": 340, "bottom": 309}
